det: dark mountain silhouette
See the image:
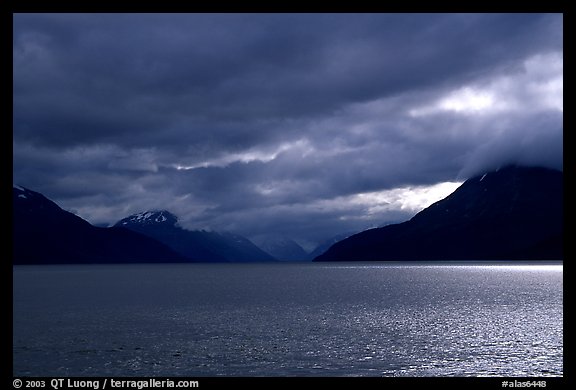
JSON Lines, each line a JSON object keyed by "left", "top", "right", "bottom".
{"left": 315, "top": 166, "right": 563, "bottom": 261}
{"left": 13, "top": 186, "right": 187, "bottom": 264}
{"left": 115, "top": 211, "right": 277, "bottom": 262}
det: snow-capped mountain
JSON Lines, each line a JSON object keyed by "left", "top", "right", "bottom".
{"left": 118, "top": 210, "right": 178, "bottom": 227}
{"left": 13, "top": 185, "right": 186, "bottom": 264}
{"left": 115, "top": 211, "right": 277, "bottom": 262}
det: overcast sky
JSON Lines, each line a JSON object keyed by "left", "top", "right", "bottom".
{"left": 13, "top": 13, "right": 563, "bottom": 249}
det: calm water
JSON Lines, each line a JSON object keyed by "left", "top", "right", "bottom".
{"left": 13, "top": 263, "right": 562, "bottom": 377}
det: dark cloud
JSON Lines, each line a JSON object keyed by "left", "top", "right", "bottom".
{"left": 13, "top": 13, "right": 563, "bottom": 247}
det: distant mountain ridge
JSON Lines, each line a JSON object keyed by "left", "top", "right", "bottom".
{"left": 308, "top": 232, "right": 355, "bottom": 259}
{"left": 316, "top": 166, "right": 563, "bottom": 261}
{"left": 252, "top": 235, "right": 310, "bottom": 261}
{"left": 114, "top": 211, "right": 276, "bottom": 262}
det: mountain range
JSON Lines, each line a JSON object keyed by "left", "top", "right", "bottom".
{"left": 13, "top": 165, "right": 563, "bottom": 264}
{"left": 315, "top": 166, "right": 563, "bottom": 261}
{"left": 13, "top": 186, "right": 276, "bottom": 264}
{"left": 114, "top": 211, "right": 275, "bottom": 262}
{"left": 13, "top": 186, "right": 186, "bottom": 264}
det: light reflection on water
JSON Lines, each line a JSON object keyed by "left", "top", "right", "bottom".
{"left": 324, "top": 262, "right": 563, "bottom": 272}
{"left": 13, "top": 262, "right": 562, "bottom": 377}
{"left": 474, "top": 264, "right": 563, "bottom": 272}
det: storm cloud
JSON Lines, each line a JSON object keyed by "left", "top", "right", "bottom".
{"left": 13, "top": 13, "right": 563, "bottom": 248}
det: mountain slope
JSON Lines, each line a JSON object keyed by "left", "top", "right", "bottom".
{"left": 315, "top": 166, "right": 563, "bottom": 261}
{"left": 115, "top": 211, "right": 277, "bottom": 262}
{"left": 13, "top": 186, "right": 187, "bottom": 264}
{"left": 308, "top": 232, "right": 355, "bottom": 260}
{"left": 252, "top": 235, "right": 310, "bottom": 261}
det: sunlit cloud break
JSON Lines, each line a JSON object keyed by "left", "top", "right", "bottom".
{"left": 409, "top": 52, "right": 563, "bottom": 117}
{"left": 351, "top": 182, "right": 463, "bottom": 216}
